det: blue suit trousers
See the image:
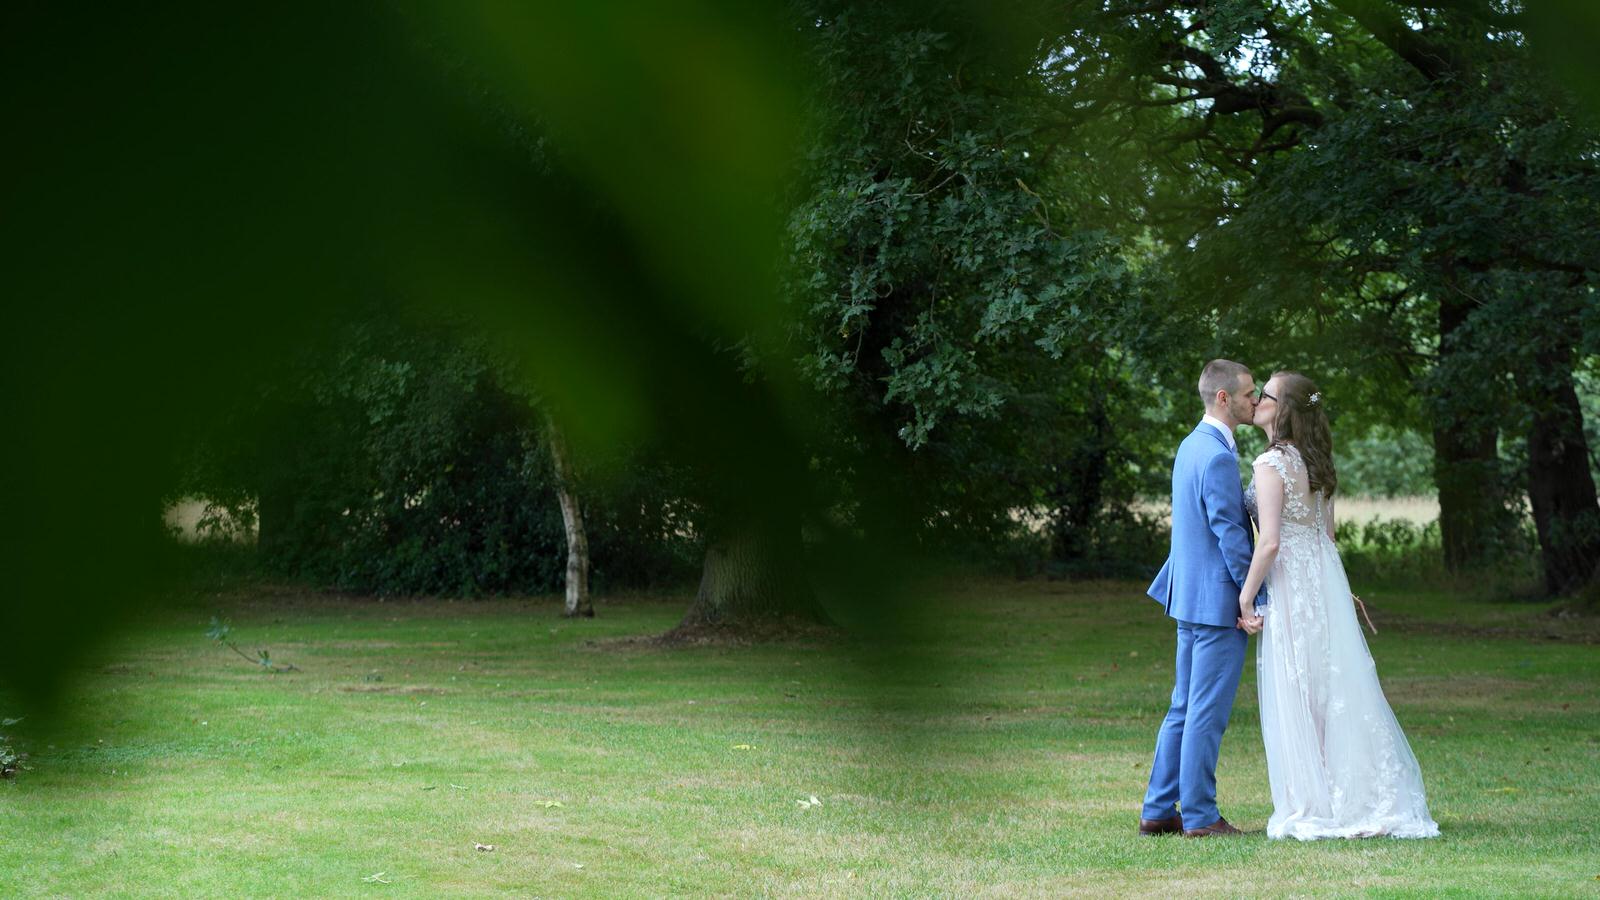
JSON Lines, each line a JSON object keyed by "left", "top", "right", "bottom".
{"left": 1141, "top": 619, "right": 1247, "bottom": 830}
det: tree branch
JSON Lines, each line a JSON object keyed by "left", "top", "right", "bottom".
{"left": 1326, "top": 0, "right": 1460, "bottom": 81}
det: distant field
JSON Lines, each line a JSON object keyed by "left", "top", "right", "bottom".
{"left": 170, "top": 495, "right": 1444, "bottom": 546}
{"left": 1308, "top": 495, "right": 1438, "bottom": 525}
{"left": 1134, "top": 495, "right": 1440, "bottom": 527}
{"left": 162, "top": 498, "right": 254, "bottom": 543}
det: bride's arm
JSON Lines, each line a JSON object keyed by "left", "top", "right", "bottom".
{"left": 1238, "top": 460, "right": 1283, "bottom": 621}
{"left": 1325, "top": 495, "right": 1336, "bottom": 542}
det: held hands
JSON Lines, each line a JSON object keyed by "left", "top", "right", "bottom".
{"left": 1237, "top": 596, "right": 1263, "bottom": 635}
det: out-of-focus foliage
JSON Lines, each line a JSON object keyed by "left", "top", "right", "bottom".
{"left": 5, "top": 1, "right": 814, "bottom": 702}
{"left": 9, "top": 5, "right": 453, "bottom": 702}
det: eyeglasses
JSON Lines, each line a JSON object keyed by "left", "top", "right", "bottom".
{"left": 1256, "top": 388, "right": 1277, "bottom": 402}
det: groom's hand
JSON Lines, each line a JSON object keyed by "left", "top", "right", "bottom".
{"left": 1237, "top": 615, "right": 1264, "bottom": 635}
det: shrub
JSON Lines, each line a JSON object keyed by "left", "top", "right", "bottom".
{"left": 179, "top": 315, "right": 702, "bottom": 597}
{"left": 1336, "top": 514, "right": 1539, "bottom": 587}
{"left": 0, "top": 717, "right": 23, "bottom": 779}
{"left": 1336, "top": 516, "right": 1440, "bottom": 580}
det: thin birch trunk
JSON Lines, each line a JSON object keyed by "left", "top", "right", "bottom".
{"left": 545, "top": 414, "right": 592, "bottom": 618}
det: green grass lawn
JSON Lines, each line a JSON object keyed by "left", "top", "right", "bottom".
{"left": 2, "top": 577, "right": 1596, "bottom": 897}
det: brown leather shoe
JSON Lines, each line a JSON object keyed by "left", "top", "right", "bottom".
{"left": 1139, "top": 814, "right": 1183, "bottom": 836}
{"left": 1183, "top": 817, "right": 1244, "bottom": 837}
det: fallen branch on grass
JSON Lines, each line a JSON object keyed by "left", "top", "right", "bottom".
{"left": 206, "top": 617, "right": 300, "bottom": 672}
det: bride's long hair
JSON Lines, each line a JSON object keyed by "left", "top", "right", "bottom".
{"left": 1269, "top": 371, "right": 1338, "bottom": 497}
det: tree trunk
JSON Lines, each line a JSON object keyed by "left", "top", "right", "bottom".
{"left": 1049, "top": 376, "right": 1111, "bottom": 562}
{"left": 255, "top": 480, "right": 290, "bottom": 563}
{"left": 544, "top": 416, "right": 592, "bottom": 618}
{"left": 1525, "top": 345, "right": 1600, "bottom": 595}
{"left": 1432, "top": 290, "right": 1516, "bottom": 571}
{"left": 677, "top": 515, "right": 821, "bottom": 629}
{"left": 1432, "top": 420, "right": 1508, "bottom": 570}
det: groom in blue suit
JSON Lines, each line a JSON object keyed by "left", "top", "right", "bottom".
{"left": 1139, "top": 359, "right": 1267, "bottom": 838}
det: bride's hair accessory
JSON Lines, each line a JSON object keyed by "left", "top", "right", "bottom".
{"left": 1308, "top": 391, "right": 1322, "bottom": 407}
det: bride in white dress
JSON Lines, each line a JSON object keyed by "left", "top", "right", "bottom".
{"left": 1235, "top": 372, "right": 1440, "bottom": 840}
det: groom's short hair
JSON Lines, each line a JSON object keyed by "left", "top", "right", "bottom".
{"left": 1198, "top": 359, "right": 1250, "bottom": 407}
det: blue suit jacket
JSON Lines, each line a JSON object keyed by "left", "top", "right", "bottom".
{"left": 1147, "top": 422, "right": 1268, "bottom": 627}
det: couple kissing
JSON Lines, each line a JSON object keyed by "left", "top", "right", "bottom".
{"left": 1139, "top": 359, "right": 1440, "bottom": 841}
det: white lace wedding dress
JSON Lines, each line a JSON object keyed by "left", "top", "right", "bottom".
{"left": 1245, "top": 444, "right": 1440, "bottom": 840}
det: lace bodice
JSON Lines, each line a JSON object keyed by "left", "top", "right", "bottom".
{"left": 1244, "top": 443, "right": 1330, "bottom": 535}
